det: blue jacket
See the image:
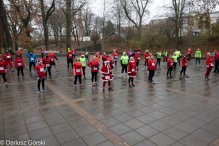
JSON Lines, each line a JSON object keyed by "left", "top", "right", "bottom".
{"left": 25, "top": 52, "right": 37, "bottom": 62}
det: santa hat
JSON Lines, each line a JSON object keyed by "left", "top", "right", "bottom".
{"left": 104, "top": 59, "right": 110, "bottom": 63}
{"left": 158, "top": 49, "right": 161, "bottom": 51}
{"left": 164, "top": 50, "right": 167, "bottom": 52}
{"left": 38, "top": 59, "right": 42, "bottom": 63}
{"left": 81, "top": 53, "right": 85, "bottom": 56}
{"left": 96, "top": 52, "right": 99, "bottom": 54}
{"left": 197, "top": 48, "right": 200, "bottom": 50}
{"left": 137, "top": 52, "right": 140, "bottom": 54}
{"left": 215, "top": 50, "right": 217, "bottom": 53}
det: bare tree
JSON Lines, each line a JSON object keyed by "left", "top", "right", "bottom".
{"left": 82, "top": 7, "right": 94, "bottom": 36}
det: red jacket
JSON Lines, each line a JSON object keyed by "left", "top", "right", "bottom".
{"left": 4, "top": 53, "right": 12, "bottom": 61}
{"left": 215, "top": 53, "right": 219, "bottom": 62}
{"left": 14, "top": 58, "right": 25, "bottom": 68}
{"left": 41, "top": 49, "right": 44, "bottom": 54}
{"left": 206, "top": 57, "right": 214, "bottom": 68}
{"left": 135, "top": 54, "right": 140, "bottom": 62}
{"left": 88, "top": 60, "right": 99, "bottom": 72}
{"left": 100, "top": 64, "right": 113, "bottom": 81}
{"left": 128, "top": 61, "right": 137, "bottom": 77}
{"left": 0, "top": 60, "right": 6, "bottom": 73}
{"left": 16, "top": 51, "right": 22, "bottom": 57}
{"left": 167, "top": 59, "right": 173, "bottom": 67}
{"left": 108, "top": 58, "right": 114, "bottom": 66}
{"left": 43, "top": 57, "right": 52, "bottom": 67}
{"left": 182, "top": 57, "right": 188, "bottom": 67}
{"left": 73, "top": 62, "right": 82, "bottom": 75}
{"left": 72, "top": 50, "right": 76, "bottom": 55}
{"left": 112, "top": 53, "right": 118, "bottom": 60}
{"left": 115, "top": 49, "right": 118, "bottom": 53}
{"left": 144, "top": 53, "right": 149, "bottom": 62}
{"left": 67, "top": 52, "right": 73, "bottom": 60}
{"left": 102, "top": 55, "right": 107, "bottom": 63}
{"left": 187, "top": 49, "right": 192, "bottom": 55}
{"left": 35, "top": 64, "right": 46, "bottom": 78}
{"left": 48, "top": 53, "right": 56, "bottom": 62}
{"left": 148, "top": 59, "right": 156, "bottom": 70}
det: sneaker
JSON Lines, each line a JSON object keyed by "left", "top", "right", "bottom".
{"left": 22, "top": 76, "right": 25, "bottom": 79}
{"left": 42, "top": 90, "right": 47, "bottom": 92}
{"left": 92, "top": 83, "right": 95, "bottom": 86}
{"left": 56, "top": 71, "right": 59, "bottom": 74}
{"left": 205, "top": 78, "right": 208, "bottom": 81}
{"left": 213, "top": 71, "right": 216, "bottom": 73}
{"left": 74, "top": 86, "right": 77, "bottom": 90}
{"left": 49, "top": 76, "right": 52, "bottom": 79}
{"left": 207, "top": 78, "right": 210, "bottom": 80}
{"left": 108, "top": 88, "right": 113, "bottom": 91}
{"left": 166, "top": 76, "right": 169, "bottom": 79}
{"left": 170, "top": 76, "right": 173, "bottom": 78}
{"left": 6, "top": 85, "right": 8, "bottom": 88}
{"left": 132, "top": 84, "right": 135, "bottom": 87}
{"left": 103, "top": 89, "right": 105, "bottom": 92}
{"left": 12, "top": 69, "right": 14, "bottom": 72}
{"left": 185, "top": 75, "right": 189, "bottom": 78}
{"left": 80, "top": 86, "right": 83, "bottom": 89}
{"left": 129, "top": 85, "right": 131, "bottom": 88}
{"left": 84, "top": 77, "right": 87, "bottom": 79}
{"left": 95, "top": 83, "right": 98, "bottom": 86}
{"left": 38, "top": 90, "right": 41, "bottom": 93}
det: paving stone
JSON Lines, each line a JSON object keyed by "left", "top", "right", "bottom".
{"left": 162, "top": 127, "right": 187, "bottom": 141}
{"left": 75, "top": 124, "right": 97, "bottom": 137}
{"left": 51, "top": 122, "right": 72, "bottom": 134}
{"left": 61, "top": 138, "right": 87, "bottom": 146}
{"left": 134, "top": 140, "right": 157, "bottom": 146}
{"left": 55, "top": 129, "right": 78, "bottom": 144}
{"left": 179, "top": 135, "right": 208, "bottom": 146}
{"left": 82, "top": 132, "right": 107, "bottom": 146}
{"left": 135, "top": 125, "right": 159, "bottom": 138}
{"left": 148, "top": 120, "right": 171, "bottom": 132}
{"left": 120, "top": 131, "right": 146, "bottom": 145}
{"left": 191, "top": 129, "right": 217, "bottom": 144}
{"left": 100, "top": 117, "right": 121, "bottom": 128}
{"left": 109, "top": 123, "right": 132, "bottom": 136}
{"left": 149, "top": 133, "right": 176, "bottom": 146}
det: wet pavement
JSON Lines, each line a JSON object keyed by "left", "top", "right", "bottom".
{"left": 0, "top": 55, "right": 219, "bottom": 146}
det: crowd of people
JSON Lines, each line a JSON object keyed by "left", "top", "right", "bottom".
{"left": 0, "top": 47, "right": 218, "bottom": 93}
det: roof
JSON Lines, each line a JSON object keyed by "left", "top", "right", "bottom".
{"left": 210, "top": 11, "right": 219, "bottom": 14}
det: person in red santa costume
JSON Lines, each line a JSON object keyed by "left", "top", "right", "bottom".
{"left": 16, "top": 50, "right": 22, "bottom": 58}
{"left": 14, "top": 54, "right": 25, "bottom": 79}
{"left": 128, "top": 57, "right": 137, "bottom": 88}
{"left": 102, "top": 52, "right": 108, "bottom": 65}
{"left": 100, "top": 60, "right": 113, "bottom": 92}
{"left": 148, "top": 56, "right": 157, "bottom": 82}
{"left": 35, "top": 59, "right": 47, "bottom": 93}
{"left": 4, "top": 51, "right": 14, "bottom": 72}
{"left": 72, "top": 48, "right": 76, "bottom": 60}
{"left": 88, "top": 56, "right": 100, "bottom": 86}
{"left": 0, "top": 55, "right": 8, "bottom": 87}
{"left": 135, "top": 52, "right": 140, "bottom": 70}
{"left": 180, "top": 55, "right": 189, "bottom": 79}
{"left": 205, "top": 52, "right": 214, "bottom": 81}
{"left": 73, "top": 57, "right": 83, "bottom": 89}
{"left": 112, "top": 49, "right": 118, "bottom": 68}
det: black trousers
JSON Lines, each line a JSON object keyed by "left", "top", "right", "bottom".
{"left": 68, "top": 59, "right": 73, "bottom": 69}
{"left": 17, "top": 67, "right": 24, "bottom": 77}
{"left": 45, "top": 67, "right": 51, "bottom": 77}
{"left": 74, "top": 75, "right": 82, "bottom": 85}
{"left": 215, "top": 61, "right": 219, "bottom": 72}
{"left": 167, "top": 67, "right": 173, "bottom": 76}
{"left": 73, "top": 55, "right": 76, "bottom": 60}
{"left": 148, "top": 70, "right": 155, "bottom": 81}
{"left": 136, "top": 62, "right": 139, "bottom": 67}
{"left": 29, "top": 62, "right": 35, "bottom": 72}
{"left": 188, "top": 55, "right": 191, "bottom": 61}
{"left": 91, "top": 72, "right": 97, "bottom": 82}
{"left": 38, "top": 78, "right": 45, "bottom": 91}
{"left": 173, "top": 62, "right": 177, "bottom": 70}
{"left": 180, "top": 66, "right": 187, "bottom": 75}
{"left": 41, "top": 53, "right": 44, "bottom": 59}
{"left": 177, "top": 57, "right": 181, "bottom": 65}
{"left": 128, "top": 77, "right": 134, "bottom": 84}
{"left": 82, "top": 67, "right": 85, "bottom": 77}
{"left": 145, "top": 61, "right": 148, "bottom": 66}
{"left": 121, "top": 64, "right": 127, "bottom": 73}
{"left": 163, "top": 59, "right": 167, "bottom": 62}
{"left": 156, "top": 58, "right": 161, "bottom": 66}
{"left": 115, "top": 61, "right": 117, "bottom": 66}
{"left": 0, "top": 73, "right": 7, "bottom": 82}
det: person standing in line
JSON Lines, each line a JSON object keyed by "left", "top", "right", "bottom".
{"left": 195, "top": 48, "right": 201, "bottom": 67}
{"left": 0, "top": 56, "right": 9, "bottom": 87}
{"left": 73, "top": 58, "right": 83, "bottom": 89}
{"left": 100, "top": 60, "right": 113, "bottom": 92}
{"left": 144, "top": 50, "right": 150, "bottom": 70}
{"left": 180, "top": 56, "right": 189, "bottom": 79}
{"left": 156, "top": 49, "right": 162, "bottom": 69}
{"left": 205, "top": 53, "right": 214, "bottom": 80}
{"left": 41, "top": 47, "right": 45, "bottom": 59}
{"left": 112, "top": 49, "right": 118, "bottom": 68}
{"left": 80, "top": 53, "right": 87, "bottom": 79}
{"left": 167, "top": 55, "right": 173, "bottom": 79}
{"left": 35, "top": 59, "right": 47, "bottom": 93}
{"left": 16, "top": 50, "right": 22, "bottom": 57}
{"left": 48, "top": 50, "right": 60, "bottom": 73}
{"left": 67, "top": 50, "right": 73, "bottom": 70}
{"left": 88, "top": 56, "right": 100, "bottom": 86}
{"left": 72, "top": 48, "right": 76, "bottom": 60}
{"left": 102, "top": 52, "right": 108, "bottom": 65}
{"left": 163, "top": 50, "right": 168, "bottom": 65}
{"left": 43, "top": 55, "right": 52, "bottom": 79}
{"left": 14, "top": 54, "right": 25, "bottom": 79}
{"left": 135, "top": 52, "right": 140, "bottom": 70}
{"left": 25, "top": 51, "right": 37, "bottom": 73}
{"left": 120, "top": 52, "right": 129, "bottom": 77}
{"left": 148, "top": 56, "right": 156, "bottom": 82}
{"left": 175, "top": 49, "right": 181, "bottom": 65}
{"left": 214, "top": 50, "right": 219, "bottom": 73}
{"left": 128, "top": 57, "right": 137, "bottom": 87}
{"left": 4, "top": 51, "right": 14, "bottom": 72}
{"left": 187, "top": 47, "right": 192, "bottom": 61}
{"left": 172, "top": 53, "right": 178, "bottom": 72}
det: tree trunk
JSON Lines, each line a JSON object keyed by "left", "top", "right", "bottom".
{"left": 66, "top": 0, "right": 71, "bottom": 52}
{"left": 59, "top": 28, "right": 62, "bottom": 47}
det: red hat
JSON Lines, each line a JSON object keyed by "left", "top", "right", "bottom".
{"left": 158, "top": 49, "right": 161, "bottom": 51}
{"left": 172, "top": 53, "right": 175, "bottom": 55}
{"left": 81, "top": 53, "right": 85, "bottom": 56}
{"left": 214, "top": 50, "right": 217, "bottom": 53}
{"left": 197, "top": 48, "right": 200, "bottom": 50}
{"left": 164, "top": 50, "right": 167, "bottom": 52}
{"left": 105, "top": 59, "right": 110, "bottom": 63}
{"left": 38, "top": 59, "right": 42, "bottom": 63}
{"left": 137, "top": 52, "right": 140, "bottom": 54}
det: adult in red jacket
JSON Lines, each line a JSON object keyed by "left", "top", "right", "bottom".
{"left": 100, "top": 60, "right": 113, "bottom": 92}
{"left": 135, "top": 52, "right": 140, "bottom": 70}
{"left": 43, "top": 55, "right": 52, "bottom": 79}
{"left": 16, "top": 50, "right": 22, "bottom": 58}
{"left": 214, "top": 50, "right": 219, "bottom": 73}
{"left": 88, "top": 56, "right": 100, "bottom": 86}
{"left": 167, "top": 55, "right": 173, "bottom": 78}
{"left": 180, "top": 56, "right": 189, "bottom": 79}
{"left": 128, "top": 57, "right": 137, "bottom": 87}
{"left": 48, "top": 50, "right": 59, "bottom": 73}
{"left": 187, "top": 47, "right": 192, "bottom": 61}
{"left": 73, "top": 58, "right": 83, "bottom": 89}
{"left": 72, "top": 48, "right": 76, "bottom": 60}
{"left": 41, "top": 47, "right": 45, "bottom": 59}
{"left": 112, "top": 50, "right": 118, "bottom": 68}
{"left": 108, "top": 56, "right": 114, "bottom": 70}
{"left": 35, "top": 59, "right": 47, "bottom": 93}
{"left": 67, "top": 50, "right": 73, "bottom": 70}
{"left": 14, "top": 54, "right": 25, "bottom": 79}
{"left": 102, "top": 52, "right": 108, "bottom": 65}
{"left": 0, "top": 56, "right": 8, "bottom": 87}
{"left": 4, "top": 51, "right": 14, "bottom": 72}
{"left": 144, "top": 50, "right": 150, "bottom": 69}
{"left": 148, "top": 56, "right": 156, "bottom": 82}
{"left": 205, "top": 53, "right": 214, "bottom": 80}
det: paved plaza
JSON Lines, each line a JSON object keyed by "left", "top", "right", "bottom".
{"left": 0, "top": 55, "right": 219, "bottom": 146}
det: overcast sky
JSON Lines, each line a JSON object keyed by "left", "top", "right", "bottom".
{"left": 90, "top": 0, "right": 219, "bottom": 25}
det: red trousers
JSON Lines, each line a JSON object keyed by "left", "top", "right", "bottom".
{"left": 205, "top": 67, "right": 212, "bottom": 78}
{"left": 5, "top": 60, "right": 13, "bottom": 69}
{"left": 103, "top": 81, "right": 110, "bottom": 88}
